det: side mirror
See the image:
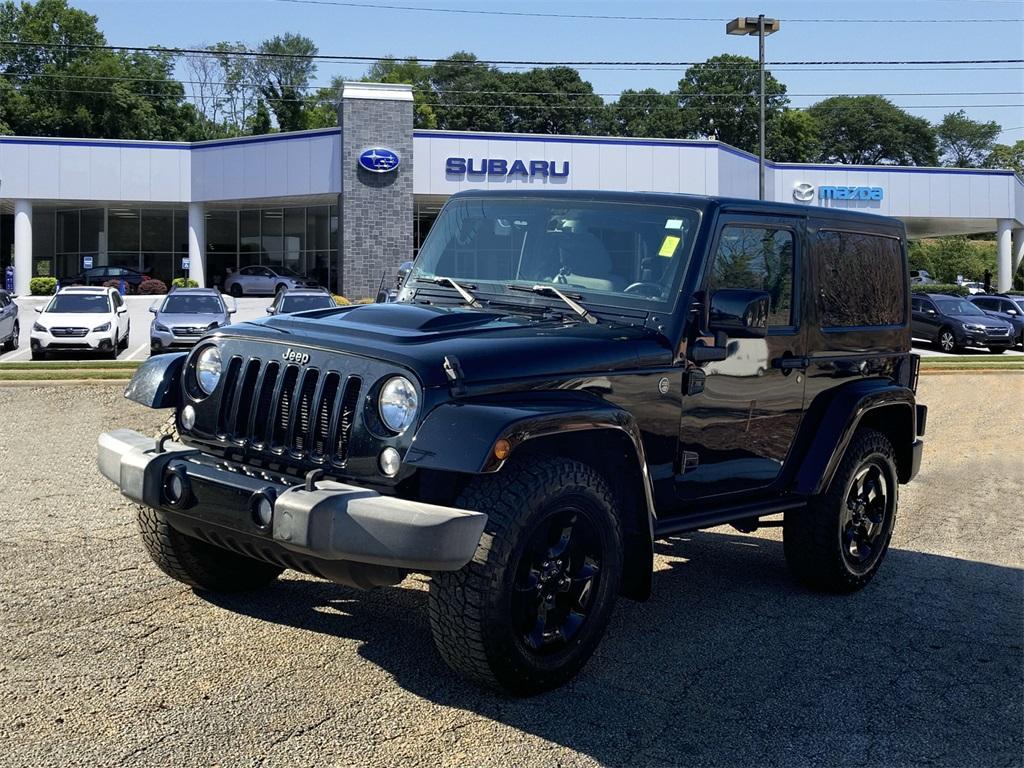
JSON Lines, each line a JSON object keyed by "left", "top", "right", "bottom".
{"left": 149, "top": 306, "right": 158, "bottom": 314}
{"left": 1007, "top": 309, "right": 1018, "bottom": 316}
{"left": 116, "top": 306, "right": 127, "bottom": 315}
{"left": 34, "top": 307, "right": 43, "bottom": 314}
{"left": 707, "top": 289, "right": 770, "bottom": 339}
{"left": 266, "top": 307, "right": 274, "bottom": 314}
{"left": 927, "top": 309, "right": 937, "bottom": 316}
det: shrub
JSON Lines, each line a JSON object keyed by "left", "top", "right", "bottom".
{"left": 332, "top": 294, "right": 351, "bottom": 305}
{"left": 29, "top": 277, "right": 58, "bottom": 295}
{"left": 137, "top": 279, "right": 168, "bottom": 295}
{"left": 910, "top": 283, "right": 968, "bottom": 297}
{"left": 354, "top": 297, "right": 374, "bottom": 304}
{"left": 171, "top": 278, "right": 199, "bottom": 289}
{"left": 102, "top": 279, "right": 121, "bottom": 289}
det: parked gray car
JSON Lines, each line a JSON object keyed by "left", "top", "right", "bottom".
{"left": 0, "top": 289, "right": 18, "bottom": 352}
{"left": 150, "top": 288, "right": 234, "bottom": 354}
{"left": 223, "top": 266, "right": 319, "bottom": 297}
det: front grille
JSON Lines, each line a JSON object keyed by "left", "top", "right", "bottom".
{"left": 172, "top": 326, "right": 207, "bottom": 336}
{"left": 986, "top": 327, "right": 1010, "bottom": 336}
{"left": 217, "top": 356, "right": 362, "bottom": 466}
{"left": 51, "top": 327, "right": 88, "bottom": 337}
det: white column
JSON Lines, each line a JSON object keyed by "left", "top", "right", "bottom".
{"left": 13, "top": 200, "right": 32, "bottom": 296}
{"left": 187, "top": 202, "right": 206, "bottom": 288}
{"left": 1012, "top": 228, "right": 1024, "bottom": 278}
{"left": 996, "top": 219, "right": 1013, "bottom": 293}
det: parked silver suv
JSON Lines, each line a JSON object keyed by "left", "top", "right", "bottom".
{"left": 223, "top": 266, "right": 318, "bottom": 297}
{"left": 150, "top": 288, "right": 233, "bottom": 354}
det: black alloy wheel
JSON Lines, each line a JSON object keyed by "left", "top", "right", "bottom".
{"left": 512, "top": 506, "right": 603, "bottom": 654}
{"left": 839, "top": 460, "right": 892, "bottom": 575}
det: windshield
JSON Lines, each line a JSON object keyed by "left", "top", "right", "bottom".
{"left": 160, "top": 295, "right": 224, "bottom": 315}
{"left": 406, "top": 197, "right": 701, "bottom": 310}
{"left": 936, "top": 298, "right": 984, "bottom": 316}
{"left": 273, "top": 266, "right": 302, "bottom": 277}
{"left": 279, "top": 295, "right": 335, "bottom": 313}
{"left": 45, "top": 294, "right": 111, "bottom": 314}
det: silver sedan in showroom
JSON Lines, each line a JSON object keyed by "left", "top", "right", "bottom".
{"left": 150, "top": 288, "right": 234, "bottom": 355}
{"left": 222, "top": 266, "right": 319, "bottom": 297}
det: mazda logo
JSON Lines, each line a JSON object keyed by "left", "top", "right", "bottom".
{"left": 792, "top": 182, "right": 815, "bottom": 202}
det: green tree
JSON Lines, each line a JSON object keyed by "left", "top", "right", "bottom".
{"left": 908, "top": 237, "right": 996, "bottom": 283}
{"left": 675, "top": 54, "right": 788, "bottom": 153}
{"left": 364, "top": 57, "right": 438, "bottom": 128}
{"left": 984, "top": 140, "right": 1024, "bottom": 176}
{"left": 935, "top": 110, "right": 1001, "bottom": 167}
{"left": 767, "top": 109, "right": 821, "bottom": 163}
{"left": 505, "top": 67, "right": 606, "bottom": 135}
{"left": 808, "top": 96, "right": 938, "bottom": 166}
{"left": 255, "top": 32, "right": 317, "bottom": 132}
{"left": 610, "top": 88, "right": 683, "bottom": 138}
{"left": 430, "top": 52, "right": 511, "bottom": 132}
{"left": 248, "top": 99, "right": 272, "bottom": 135}
{"left": 0, "top": 0, "right": 199, "bottom": 140}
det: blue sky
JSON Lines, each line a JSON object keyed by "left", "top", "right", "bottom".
{"left": 76, "top": 0, "right": 1024, "bottom": 141}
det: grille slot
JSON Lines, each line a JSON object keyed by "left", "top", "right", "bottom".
{"left": 292, "top": 369, "right": 320, "bottom": 453}
{"left": 272, "top": 365, "right": 300, "bottom": 448}
{"left": 334, "top": 376, "right": 362, "bottom": 465}
{"left": 250, "top": 362, "right": 280, "bottom": 446}
{"left": 216, "top": 357, "right": 243, "bottom": 434}
{"left": 312, "top": 373, "right": 340, "bottom": 458}
{"left": 229, "top": 360, "right": 261, "bottom": 441}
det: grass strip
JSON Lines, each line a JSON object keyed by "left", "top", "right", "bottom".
{"left": 0, "top": 369, "right": 135, "bottom": 381}
{"left": 0, "top": 360, "right": 143, "bottom": 370}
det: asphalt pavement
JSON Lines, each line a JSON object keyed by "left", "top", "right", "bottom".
{"left": 0, "top": 373, "right": 1021, "bottom": 767}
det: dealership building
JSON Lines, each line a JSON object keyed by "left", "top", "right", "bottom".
{"left": 1, "top": 81, "right": 1022, "bottom": 299}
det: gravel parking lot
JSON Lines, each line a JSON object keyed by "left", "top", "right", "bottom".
{"left": 1, "top": 374, "right": 1021, "bottom": 767}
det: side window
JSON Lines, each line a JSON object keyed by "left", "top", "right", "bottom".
{"left": 911, "top": 297, "right": 921, "bottom": 312}
{"left": 816, "top": 231, "right": 905, "bottom": 328}
{"left": 974, "top": 298, "right": 993, "bottom": 310}
{"left": 708, "top": 225, "right": 795, "bottom": 327}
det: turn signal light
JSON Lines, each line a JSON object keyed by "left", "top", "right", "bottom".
{"left": 493, "top": 439, "right": 511, "bottom": 461}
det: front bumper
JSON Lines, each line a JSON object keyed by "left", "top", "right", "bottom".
{"left": 150, "top": 328, "right": 202, "bottom": 351}
{"left": 32, "top": 329, "right": 115, "bottom": 350}
{"left": 98, "top": 428, "right": 487, "bottom": 572}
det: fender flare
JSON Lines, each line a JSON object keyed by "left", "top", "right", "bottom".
{"left": 405, "top": 396, "right": 657, "bottom": 531}
{"left": 124, "top": 352, "right": 186, "bottom": 409}
{"left": 791, "top": 380, "right": 917, "bottom": 497}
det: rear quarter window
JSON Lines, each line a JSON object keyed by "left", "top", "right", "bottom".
{"left": 816, "top": 230, "right": 906, "bottom": 328}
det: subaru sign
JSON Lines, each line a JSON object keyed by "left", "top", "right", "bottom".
{"left": 792, "top": 182, "right": 884, "bottom": 203}
{"left": 358, "top": 147, "right": 400, "bottom": 173}
{"left": 446, "top": 157, "right": 570, "bottom": 179}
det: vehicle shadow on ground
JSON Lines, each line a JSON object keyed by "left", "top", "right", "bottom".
{"left": 202, "top": 531, "right": 1023, "bottom": 766}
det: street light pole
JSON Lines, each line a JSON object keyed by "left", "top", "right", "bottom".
{"left": 726, "top": 15, "right": 780, "bottom": 201}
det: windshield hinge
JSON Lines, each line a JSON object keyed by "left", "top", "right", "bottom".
{"left": 443, "top": 355, "right": 466, "bottom": 396}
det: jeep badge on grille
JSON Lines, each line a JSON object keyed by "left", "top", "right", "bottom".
{"left": 282, "top": 348, "right": 310, "bottom": 365}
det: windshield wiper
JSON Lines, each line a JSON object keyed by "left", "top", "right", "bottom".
{"left": 419, "top": 276, "right": 482, "bottom": 308}
{"left": 506, "top": 284, "right": 598, "bottom": 325}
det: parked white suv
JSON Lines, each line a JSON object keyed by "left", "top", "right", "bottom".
{"left": 31, "top": 286, "right": 130, "bottom": 360}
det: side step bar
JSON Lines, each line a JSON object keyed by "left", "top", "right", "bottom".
{"left": 653, "top": 497, "right": 806, "bottom": 538}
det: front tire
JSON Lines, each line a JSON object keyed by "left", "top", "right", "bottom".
{"left": 936, "top": 327, "right": 960, "bottom": 353}
{"left": 988, "top": 346, "right": 1007, "bottom": 354}
{"left": 31, "top": 347, "right": 46, "bottom": 361}
{"left": 784, "top": 428, "right": 898, "bottom": 593}
{"left": 428, "top": 456, "right": 623, "bottom": 695}
{"left": 2, "top": 323, "right": 18, "bottom": 352}
{"left": 136, "top": 505, "right": 283, "bottom": 592}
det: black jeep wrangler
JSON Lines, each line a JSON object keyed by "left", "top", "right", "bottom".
{"left": 98, "top": 191, "right": 926, "bottom": 695}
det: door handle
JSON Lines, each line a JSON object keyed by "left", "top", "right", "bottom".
{"left": 773, "top": 356, "right": 808, "bottom": 371}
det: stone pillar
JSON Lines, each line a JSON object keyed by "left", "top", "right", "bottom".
{"left": 996, "top": 219, "right": 1012, "bottom": 293}
{"left": 13, "top": 200, "right": 32, "bottom": 296}
{"left": 338, "top": 82, "right": 414, "bottom": 299}
{"left": 1012, "top": 227, "right": 1024, "bottom": 280}
{"left": 187, "top": 202, "right": 206, "bottom": 288}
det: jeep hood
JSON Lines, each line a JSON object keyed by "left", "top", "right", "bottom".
{"left": 224, "top": 302, "right": 673, "bottom": 388}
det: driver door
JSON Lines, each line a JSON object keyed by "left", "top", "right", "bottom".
{"left": 675, "top": 215, "right": 808, "bottom": 502}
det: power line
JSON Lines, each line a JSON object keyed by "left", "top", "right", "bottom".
{"left": 270, "top": 0, "right": 1024, "bottom": 24}
{"left": 1, "top": 40, "right": 1020, "bottom": 68}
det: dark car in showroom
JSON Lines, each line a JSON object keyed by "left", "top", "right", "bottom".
{"left": 69, "top": 265, "right": 149, "bottom": 290}
{"left": 266, "top": 287, "right": 338, "bottom": 316}
{"left": 98, "top": 191, "right": 926, "bottom": 695}
{"left": 911, "top": 293, "right": 1015, "bottom": 353}
{"left": 968, "top": 294, "right": 1024, "bottom": 348}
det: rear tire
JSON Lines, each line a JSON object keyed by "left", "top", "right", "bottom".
{"left": 229, "top": 284, "right": 243, "bottom": 298}
{"left": 136, "top": 505, "right": 283, "bottom": 592}
{"left": 2, "top": 323, "right": 18, "bottom": 352}
{"left": 428, "top": 455, "right": 623, "bottom": 695}
{"left": 784, "top": 428, "right": 898, "bottom": 593}
{"left": 275, "top": 283, "right": 288, "bottom": 294}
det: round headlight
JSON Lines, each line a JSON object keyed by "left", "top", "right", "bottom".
{"left": 195, "top": 346, "right": 223, "bottom": 395}
{"left": 379, "top": 376, "right": 418, "bottom": 434}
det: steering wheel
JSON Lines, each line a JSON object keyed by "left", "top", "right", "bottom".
{"left": 623, "top": 282, "right": 664, "bottom": 298}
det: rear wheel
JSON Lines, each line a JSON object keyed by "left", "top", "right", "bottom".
{"left": 2, "top": 322, "right": 17, "bottom": 352}
{"left": 229, "top": 284, "right": 243, "bottom": 298}
{"left": 784, "top": 428, "right": 898, "bottom": 593}
{"left": 136, "top": 505, "right": 283, "bottom": 592}
{"left": 275, "top": 283, "right": 288, "bottom": 294}
{"left": 429, "top": 456, "right": 623, "bottom": 695}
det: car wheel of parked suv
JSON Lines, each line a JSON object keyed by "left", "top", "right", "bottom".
{"left": 988, "top": 347, "right": 1007, "bottom": 354}
{"left": 136, "top": 505, "right": 284, "bottom": 592}
{"left": 428, "top": 455, "right": 623, "bottom": 695}
{"left": 783, "top": 428, "right": 898, "bottom": 593}
{"left": 31, "top": 348, "right": 46, "bottom": 361}
{"left": 937, "top": 328, "right": 959, "bottom": 353}
{"left": 2, "top": 322, "right": 18, "bottom": 352}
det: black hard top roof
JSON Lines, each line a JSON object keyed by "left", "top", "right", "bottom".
{"left": 448, "top": 188, "right": 903, "bottom": 230}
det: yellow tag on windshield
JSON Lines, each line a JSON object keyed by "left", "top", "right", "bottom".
{"left": 659, "top": 235, "right": 680, "bottom": 257}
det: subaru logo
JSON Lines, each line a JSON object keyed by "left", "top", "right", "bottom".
{"left": 792, "top": 182, "right": 814, "bottom": 202}
{"left": 282, "top": 348, "right": 310, "bottom": 366}
{"left": 358, "top": 147, "right": 400, "bottom": 173}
